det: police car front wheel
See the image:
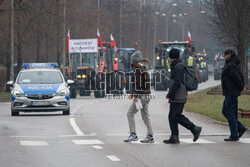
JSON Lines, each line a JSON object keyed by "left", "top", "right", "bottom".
{"left": 11, "top": 108, "right": 19, "bottom": 116}
{"left": 63, "top": 108, "right": 70, "bottom": 115}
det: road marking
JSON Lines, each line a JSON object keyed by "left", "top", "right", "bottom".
{"left": 92, "top": 145, "right": 103, "bottom": 150}
{"left": 130, "top": 140, "right": 160, "bottom": 144}
{"left": 12, "top": 136, "right": 47, "bottom": 138}
{"left": 239, "top": 138, "right": 250, "bottom": 143}
{"left": 180, "top": 138, "right": 215, "bottom": 144}
{"left": 106, "top": 155, "right": 120, "bottom": 162}
{"left": 69, "top": 118, "right": 84, "bottom": 136}
{"left": 58, "top": 133, "right": 96, "bottom": 137}
{"left": 72, "top": 139, "right": 104, "bottom": 145}
{"left": 20, "top": 141, "right": 48, "bottom": 146}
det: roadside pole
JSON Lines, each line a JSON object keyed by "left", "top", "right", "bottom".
{"left": 62, "top": 0, "right": 66, "bottom": 76}
{"left": 11, "top": 0, "right": 14, "bottom": 81}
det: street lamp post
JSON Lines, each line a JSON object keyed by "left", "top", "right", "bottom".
{"left": 165, "top": 3, "right": 178, "bottom": 41}
{"left": 174, "top": 11, "right": 205, "bottom": 41}
{"left": 10, "top": 0, "right": 14, "bottom": 81}
{"left": 120, "top": 0, "right": 123, "bottom": 48}
{"left": 62, "top": 0, "right": 66, "bottom": 76}
{"left": 98, "top": 0, "right": 100, "bottom": 28}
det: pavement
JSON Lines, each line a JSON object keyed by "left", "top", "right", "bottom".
{"left": 1, "top": 77, "right": 250, "bottom": 167}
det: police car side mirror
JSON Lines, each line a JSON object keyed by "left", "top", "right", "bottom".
{"left": 67, "top": 80, "right": 74, "bottom": 86}
{"left": 7, "top": 81, "right": 13, "bottom": 87}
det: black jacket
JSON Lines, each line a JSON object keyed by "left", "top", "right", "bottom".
{"left": 167, "top": 59, "right": 187, "bottom": 103}
{"left": 221, "top": 56, "right": 245, "bottom": 97}
{"left": 131, "top": 65, "right": 151, "bottom": 96}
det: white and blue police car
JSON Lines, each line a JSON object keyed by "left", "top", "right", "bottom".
{"left": 7, "top": 63, "right": 74, "bottom": 116}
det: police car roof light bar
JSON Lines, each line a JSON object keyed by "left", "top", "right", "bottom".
{"left": 22, "top": 63, "right": 58, "bottom": 69}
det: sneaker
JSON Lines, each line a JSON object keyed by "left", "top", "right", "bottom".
{"left": 224, "top": 137, "right": 239, "bottom": 141}
{"left": 124, "top": 133, "right": 138, "bottom": 142}
{"left": 239, "top": 128, "right": 247, "bottom": 138}
{"left": 192, "top": 126, "right": 202, "bottom": 142}
{"left": 163, "top": 135, "right": 180, "bottom": 144}
{"left": 140, "top": 135, "right": 154, "bottom": 143}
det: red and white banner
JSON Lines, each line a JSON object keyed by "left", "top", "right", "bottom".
{"left": 66, "top": 29, "right": 70, "bottom": 53}
{"left": 203, "top": 49, "right": 207, "bottom": 57}
{"left": 110, "top": 34, "right": 118, "bottom": 52}
{"left": 97, "top": 29, "right": 104, "bottom": 51}
{"left": 187, "top": 31, "right": 191, "bottom": 45}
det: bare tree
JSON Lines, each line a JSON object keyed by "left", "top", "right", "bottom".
{"left": 206, "top": 0, "right": 249, "bottom": 83}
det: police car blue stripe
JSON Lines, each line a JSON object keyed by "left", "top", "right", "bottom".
{"left": 11, "top": 94, "right": 15, "bottom": 101}
{"left": 19, "top": 84, "right": 61, "bottom": 94}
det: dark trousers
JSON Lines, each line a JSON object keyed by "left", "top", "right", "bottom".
{"left": 222, "top": 96, "right": 246, "bottom": 139}
{"left": 169, "top": 103, "right": 196, "bottom": 135}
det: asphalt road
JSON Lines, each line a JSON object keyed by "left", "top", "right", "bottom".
{"left": 1, "top": 77, "right": 250, "bottom": 167}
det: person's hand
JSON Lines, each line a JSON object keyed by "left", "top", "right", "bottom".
{"left": 133, "top": 98, "right": 138, "bottom": 102}
{"left": 166, "top": 96, "right": 170, "bottom": 100}
{"left": 241, "top": 87, "right": 246, "bottom": 94}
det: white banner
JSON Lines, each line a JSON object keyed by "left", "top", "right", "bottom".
{"left": 69, "top": 39, "right": 98, "bottom": 53}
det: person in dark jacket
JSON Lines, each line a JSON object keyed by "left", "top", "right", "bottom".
{"left": 163, "top": 48, "right": 202, "bottom": 144}
{"left": 124, "top": 51, "right": 154, "bottom": 143}
{"left": 221, "top": 49, "right": 247, "bottom": 141}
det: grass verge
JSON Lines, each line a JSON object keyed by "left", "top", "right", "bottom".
{"left": 185, "top": 86, "right": 250, "bottom": 127}
{"left": 0, "top": 91, "right": 10, "bottom": 101}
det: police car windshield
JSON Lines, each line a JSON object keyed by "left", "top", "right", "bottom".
{"left": 17, "top": 71, "right": 63, "bottom": 84}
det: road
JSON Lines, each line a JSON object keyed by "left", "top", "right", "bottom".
{"left": 1, "top": 77, "right": 250, "bottom": 167}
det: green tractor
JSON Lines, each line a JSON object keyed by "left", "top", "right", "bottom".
{"left": 196, "top": 53, "right": 208, "bottom": 82}
{"left": 154, "top": 41, "right": 197, "bottom": 91}
{"left": 66, "top": 52, "right": 97, "bottom": 98}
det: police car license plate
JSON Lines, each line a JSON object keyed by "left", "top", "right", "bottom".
{"left": 32, "top": 101, "right": 50, "bottom": 106}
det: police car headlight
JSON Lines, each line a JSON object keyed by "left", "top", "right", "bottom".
{"left": 13, "top": 90, "right": 25, "bottom": 97}
{"left": 56, "top": 89, "right": 67, "bottom": 96}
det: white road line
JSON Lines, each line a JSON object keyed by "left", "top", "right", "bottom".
{"left": 69, "top": 118, "right": 84, "bottom": 136}
{"left": 180, "top": 138, "right": 215, "bottom": 144}
{"left": 4, "top": 102, "right": 10, "bottom": 105}
{"left": 20, "top": 141, "right": 48, "bottom": 146}
{"left": 106, "top": 155, "right": 120, "bottom": 162}
{"left": 58, "top": 133, "right": 96, "bottom": 138}
{"left": 72, "top": 139, "right": 104, "bottom": 145}
{"left": 92, "top": 145, "right": 104, "bottom": 150}
{"left": 239, "top": 138, "right": 250, "bottom": 143}
{"left": 11, "top": 136, "right": 47, "bottom": 138}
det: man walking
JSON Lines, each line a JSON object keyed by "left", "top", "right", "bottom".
{"left": 222, "top": 49, "right": 247, "bottom": 141}
{"left": 124, "top": 51, "right": 154, "bottom": 143}
{"left": 164, "top": 48, "right": 202, "bottom": 144}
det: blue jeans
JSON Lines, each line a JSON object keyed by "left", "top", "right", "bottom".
{"left": 222, "top": 96, "right": 245, "bottom": 139}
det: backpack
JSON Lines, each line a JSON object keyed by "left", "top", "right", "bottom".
{"left": 183, "top": 66, "right": 198, "bottom": 91}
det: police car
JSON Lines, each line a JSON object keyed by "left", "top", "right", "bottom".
{"left": 7, "top": 63, "right": 74, "bottom": 116}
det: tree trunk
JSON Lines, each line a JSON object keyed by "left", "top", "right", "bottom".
{"left": 56, "top": 0, "right": 61, "bottom": 66}
{"left": 36, "top": 20, "right": 40, "bottom": 63}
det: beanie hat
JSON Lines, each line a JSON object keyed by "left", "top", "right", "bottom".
{"left": 131, "top": 51, "right": 143, "bottom": 62}
{"left": 224, "top": 49, "right": 237, "bottom": 57}
{"left": 169, "top": 48, "right": 180, "bottom": 59}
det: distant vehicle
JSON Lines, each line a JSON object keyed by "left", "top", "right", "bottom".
{"left": 154, "top": 41, "right": 198, "bottom": 91}
{"left": 196, "top": 53, "right": 208, "bottom": 82}
{"left": 7, "top": 63, "right": 74, "bottom": 116}
{"left": 66, "top": 39, "right": 98, "bottom": 98}
{"left": 214, "top": 55, "right": 224, "bottom": 80}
